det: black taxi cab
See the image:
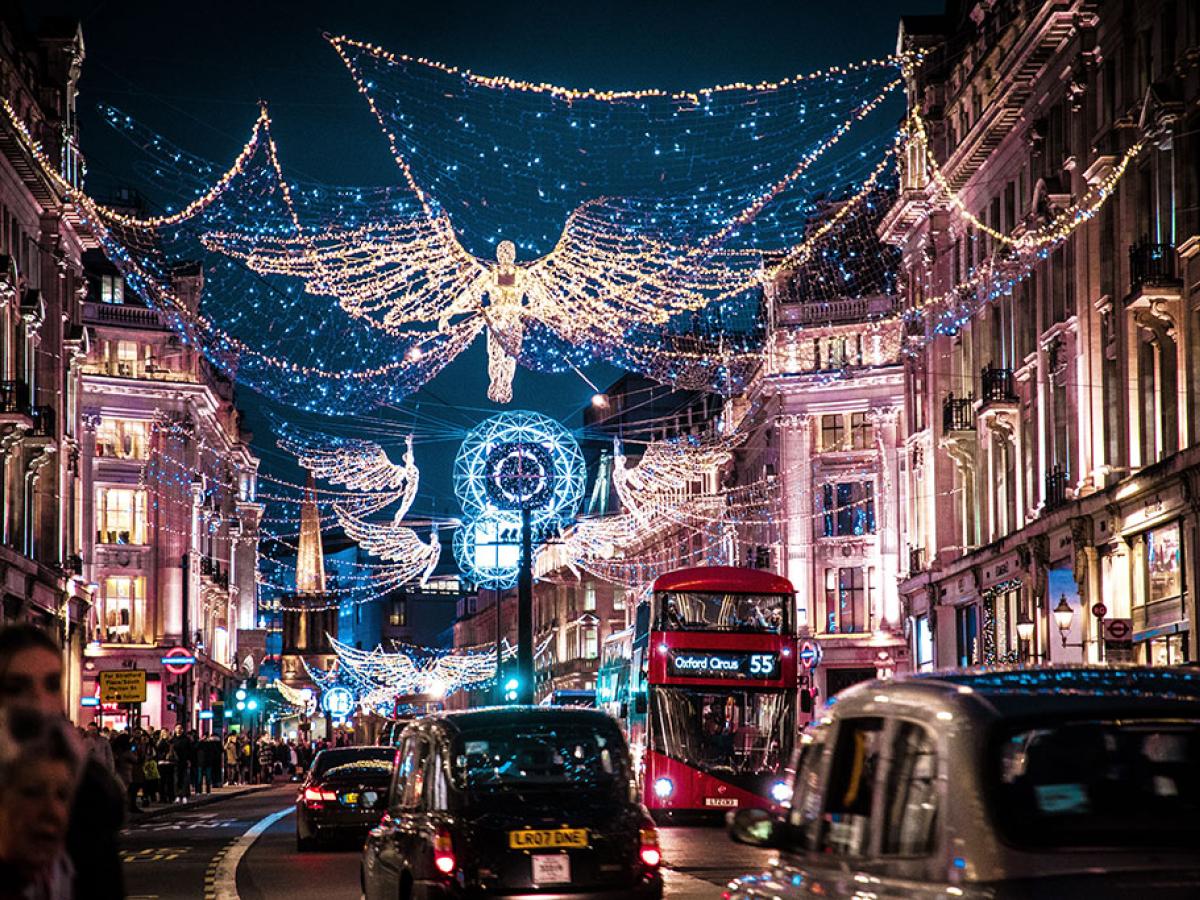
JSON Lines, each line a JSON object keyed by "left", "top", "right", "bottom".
{"left": 361, "top": 706, "right": 663, "bottom": 900}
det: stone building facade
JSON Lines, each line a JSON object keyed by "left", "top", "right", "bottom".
{"left": 885, "top": 0, "right": 1200, "bottom": 668}
{"left": 79, "top": 249, "right": 262, "bottom": 731}
{"left": 728, "top": 271, "right": 909, "bottom": 701}
{"left": 0, "top": 16, "right": 94, "bottom": 716}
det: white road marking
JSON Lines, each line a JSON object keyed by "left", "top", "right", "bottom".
{"left": 211, "top": 806, "right": 293, "bottom": 900}
{"left": 663, "top": 867, "right": 724, "bottom": 898}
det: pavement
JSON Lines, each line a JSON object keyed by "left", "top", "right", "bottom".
{"left": 120, "top": 784, "right": 774, "bottom": 900}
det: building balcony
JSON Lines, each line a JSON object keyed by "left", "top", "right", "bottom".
{"left": 979, "top": 366, "right": 1018, "bottom": 407}
{"left": 199, "top": 556, "right": 230, "bottom": 590}
{"left": 28, "top": 406, "right": 54, "bottom": 439}
{"left": 1126, "top": 241, "right": 1182, "bottom": 306}
{"left": 1044, "top": 465, "right": 1069, "bottom": 512}
{"left": 0, "top": 379, "right": 31, "bottom": 427}
{"left": 942, "top": 394, "right": 976, "bottom": 433}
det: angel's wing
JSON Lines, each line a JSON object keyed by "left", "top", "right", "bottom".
{"left": 333, "top": 502, "right": 440, "bottom": 585}
{"left": 201, "top": 212, "right": 487, "bottom": 331}
{"left": 281, "top": 432, "right": 421, "bottom": 520}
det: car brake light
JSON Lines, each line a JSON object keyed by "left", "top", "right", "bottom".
{"left": 433, "top": 828, "right": 456, "bottom": 875}
{"left": 639, "top": 822, "right": 661, "bottom": 868}
{"left": 303, "top": 787, "right": 337, "bottom": 804}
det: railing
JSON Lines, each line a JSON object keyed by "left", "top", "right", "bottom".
{"left": 200, "top": 556, "right": 229, "bottom": 590}
{"left": 909, "top": 546, "right": 926, "bottom": 575}
{"left": 980, "top": 366, "right": 1017, "bottom": 404}
{"left": 0, "top": 380, "right": 30, "bottom": 415}
{"left": 1044, "top": 465, "right": 1069, "bottom": 510}
{"left": 83, "top": 300, "right": 164, "bottom": 329}
{"left": 942, "top": 393, "right": 976, "bottom": 432}
{"left": 1129, "top": 241, "right": 1179, "bottom": 293}
{"left": 29, "top": 406, "right": 54, "bottom": 438}
{"left": 776, "top": 293, "right": 902, "bottom": 325}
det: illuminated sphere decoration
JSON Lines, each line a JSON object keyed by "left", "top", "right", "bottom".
{"left": 453, "top": 411, "right": 584, "bottom": 587}
{"left": 454, "top": 411, "right": 584, "bottom": 525}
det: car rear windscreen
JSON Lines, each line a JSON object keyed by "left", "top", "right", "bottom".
{"left": 312, "top": 747, "right": 396, "bottom": 781}
{"left": 992, "top": 718, "right": 1200, "bottom": 849}
{"left": 453, "top": 722, "right": 630, "bottom": 795}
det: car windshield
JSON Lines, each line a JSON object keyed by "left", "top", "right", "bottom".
{"left": 992, "top": 718, "right": 1200, "bottom": 849}
{"left": 657, "top": 591, "right": 789, "bottom": 633}
{"left": 311, "top": 747, "right": 395, "bottom": 781}
{"left": 452, "top": 722, "right": 630, "bottom": 796}
{"left": 650, "top": 686, "right": 793, "bottom": 775}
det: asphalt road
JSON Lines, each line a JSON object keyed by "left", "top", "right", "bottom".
{"left": 121, "top": 784, "right": 774, "bottom": 900}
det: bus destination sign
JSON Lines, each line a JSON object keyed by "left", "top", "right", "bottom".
{"left": 667, "top": 649, "right": 780, "bottom": 680}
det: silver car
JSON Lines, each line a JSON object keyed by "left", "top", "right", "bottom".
{"left": 727, "top": 667, "right": 1200, "bottom": 898}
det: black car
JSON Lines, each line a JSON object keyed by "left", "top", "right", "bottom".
{"left": 296, "top": 746, "right": 397, "bottom": 850}
{"left": 361, "top": 707, "right": 663, "bottom": 900}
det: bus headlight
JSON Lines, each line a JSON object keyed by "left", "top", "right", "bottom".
{"left": 653, "top": 777, "right": 674, "bottom": 799}
{"left": 770, "top": 781, "right": 790, "bottom": 803}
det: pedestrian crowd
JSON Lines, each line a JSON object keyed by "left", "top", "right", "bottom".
{"left": 0, "top": 623, "right": 360, "bottom": 899}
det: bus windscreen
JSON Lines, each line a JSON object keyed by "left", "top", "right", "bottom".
{"left": 658, "top": 591, "right": 790, "bottom": 634}
{"left": 650, "top": 686, "right": 793, "bottom": 775}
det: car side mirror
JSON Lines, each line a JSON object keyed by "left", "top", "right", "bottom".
{"left": 727, "top": 807, "right": 777, "bottom": 848}
{"left": 634, "top": 695, "right": 647, "bottom": 715}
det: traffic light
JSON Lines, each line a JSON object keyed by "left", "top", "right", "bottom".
{"left": 503, "top": 675, "right": 520, "bottom": 704}
{"left": 166, "top": 682, "right": 181, "bottom": 712}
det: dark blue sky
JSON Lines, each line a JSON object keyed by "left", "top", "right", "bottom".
{"left": 29, "top": 0, "right": 939, "bottom": 516}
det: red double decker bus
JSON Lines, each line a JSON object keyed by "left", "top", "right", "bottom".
{"left": 636, "top": 566, "right": 797, "bottom": 817}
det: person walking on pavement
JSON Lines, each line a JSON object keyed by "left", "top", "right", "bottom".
{"left": 196, "top": 732, "right": 219, "bottom": 793}
{"left": 81, "top": 721, "right": 115, "bottom": 775}
{"left": 170, "top": 725, "right": 194, "bottom": 803}
{"left": 155, "top": 729, "right": 175, "bottom": 804}
{"left": 223, "top": 733, "right": 239, "bottom": 785}
{"left": 0, "top": 625, "right": 126, "bottom": 900}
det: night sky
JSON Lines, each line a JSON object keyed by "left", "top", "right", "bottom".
{"left": 25, "top": 0, "right": 940, "bottom": 517}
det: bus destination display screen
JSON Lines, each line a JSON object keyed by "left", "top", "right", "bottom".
{"left": 666, "top": 649, "right": 780, "bottom": 680}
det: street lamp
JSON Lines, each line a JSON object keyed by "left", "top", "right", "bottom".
{"left": 1015, "top": 609, "right": 1035, "bottom": 644}
{"left": 1052, "top": 595, "right": 1075, "bottom": 647}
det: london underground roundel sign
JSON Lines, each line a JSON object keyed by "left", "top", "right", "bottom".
{"left": 321, "top": 686, "right": 355, "bottom": 718}
{"left": 161, "top": 646, "right": 196, "bottom": 676}
{"left": 798, "top": 640, "right": 823, "bottom": 670}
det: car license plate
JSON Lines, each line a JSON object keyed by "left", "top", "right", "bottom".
{"left": 341, "top": 792, "right": 359, "bottom": 805}
{"left": 705, "top": 797, "right": 738, "bottom": 807}
{"left": 531, "top": 854, "right": 571, "bottom": 884}
{"left": 509, "top": 828, "right": 588, "bottom": 850}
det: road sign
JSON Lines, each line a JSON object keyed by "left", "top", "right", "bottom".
{"left": 161, "top": 647, "right": 196, "bottom": 675}
{"left": 1102, "top": 617, "right": 1134, "bottom": 663}
{"left": 99, "top": 669, "right": 147, "bottom": 704}
{"left": 1091, "top": 603, "right": 1108, "bottom": 618}
{"left": 798, "top": 640, "right": 823, "bottom": 670}
{"left": 1103, "top": 618, "right": 1131, "bottom": 640}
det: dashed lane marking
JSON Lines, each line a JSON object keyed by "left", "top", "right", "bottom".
{"left": 121, "top": 847, "right": 190, "bottom": 863}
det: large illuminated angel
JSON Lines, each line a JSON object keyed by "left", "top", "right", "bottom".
{"left": 203, "top": 199, "right": 759, "bottom": 403}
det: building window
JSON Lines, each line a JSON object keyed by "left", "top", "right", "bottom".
{"left": 820, "top": 414, "right": 844, "bottom": 451}
{"left": 115, "top": 341, "right": 140, "bottom": 378}
{"left": 913, "top": 615, "right": 933, "bottom": 671}
{"left": 1145, "top": 524, "right": 1182, "bottom": 606}
{"left": 583, "top": 628, "right": 598, "bottom": 660}
{"left": 821, "top": 482, "right": 876, "bottom": 537}
{"left": 101, "top": 576, "right": 145, "bottom": 643}
{"left": 100, "top": 274, "right": 124, "bottom": 304}
{"left": 612, "top": 587, "right": 626, "bottom": 611}
{"left": 955, "top": 604, "right": 980, "bottom": 667}
{"left": 96, "top": 418, "right": 149, "bottom": 459}
{"left": 583, "top": 583, "right": 596, "bottom": 612}
{"left": 849, "top": 412, "right": 873, "bottom": 450}
{"left": 824, "top": 566, "right": 865, "bottom": 634}
{"left": 96, "top": 487, "right": 147, "bottom": 544}
{"left": 389, "top": 598, "right": 408, "bottom": 627}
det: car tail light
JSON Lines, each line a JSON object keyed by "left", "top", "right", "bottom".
{"left": 639, "top": 820, "right": 661, "bottom": 868}
{"left": 303, "top": 787, "right": 337, "bottom": 805}
{"left": 433, "top": 828, "right": 456, "bottom": 875}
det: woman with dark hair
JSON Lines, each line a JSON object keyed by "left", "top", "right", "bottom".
{"left": 0, "top": 625, "right": 125, "bottom": 899}
{"left": 0, "top": 707, "right": 83, "bottom": 899}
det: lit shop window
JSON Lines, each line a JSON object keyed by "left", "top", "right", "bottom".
{"left": 96, "top": 418, "right": 149, "bottom": 459}
{"left": 96, "top": 487, "right": 148, "bottom": 544}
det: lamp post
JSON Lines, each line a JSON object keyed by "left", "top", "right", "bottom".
{"left": 1051, "top": 594, "right": 1087, "bottom": 655}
